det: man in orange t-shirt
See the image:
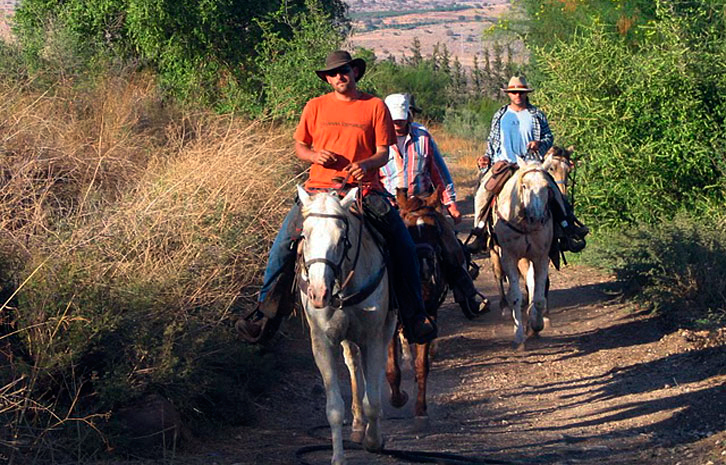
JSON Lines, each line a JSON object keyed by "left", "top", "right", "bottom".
{"left": 236, "top": 50, "right": 437, "bottom": 345}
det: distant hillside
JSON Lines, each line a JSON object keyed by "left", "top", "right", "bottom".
{"left": 344, "top": 0, "right": 516, "bottom": 70}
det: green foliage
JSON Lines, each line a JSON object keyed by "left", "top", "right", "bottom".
{"left": 443, "top": 97, "right": 500, "bottom": 140}
{"left": 365, "top": 59, "right": 450, "bottom": 121}
{"left": 530, "top": 3, "right": 726, "bottom": 227}
{"left": 254, "top": 0, "right": 343, "bottom": 119}
{"left": 514, "top": 0, "right": 657, "bottom": 46}
{"left": 12, "top": 0, "right": 349, "bottom": 108}
{"left": 587, "top": 214, "right": 726, "bottom": 326}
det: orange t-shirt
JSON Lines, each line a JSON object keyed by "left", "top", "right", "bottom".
{"left": 294, "top": 92, "right": 396, "bottom": 191}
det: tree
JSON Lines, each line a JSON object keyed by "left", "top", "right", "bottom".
{"left": 407, "top": 36, "right": 423, "bottom": 67}
{"left": 472, "top": 54, "right": 483, "bottom": 95}
{"left": 13, "top": 0, "right": 349, "bottom": 109}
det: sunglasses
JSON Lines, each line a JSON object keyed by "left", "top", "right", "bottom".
{"left": 507, "top": 90, "right": 527, "bottom": 95}
{"left": 324, "top": 64, "right": 352, "bottom": 77}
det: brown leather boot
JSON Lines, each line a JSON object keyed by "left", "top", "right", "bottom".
{"left": 235, "top": 309, "right": 270, "bottom": 343}
{"left": 406, "top": 314, "right": 437, "bottom": 344}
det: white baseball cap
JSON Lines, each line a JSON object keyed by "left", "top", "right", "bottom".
{"left": 385, "top": 93, "right": 412, "bottom": 121}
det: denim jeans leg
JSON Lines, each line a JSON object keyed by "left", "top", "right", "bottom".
{"left": 259, "top": 202, "right": 302, "bottom": 303}
{"left": 380, "top": 208, "right": 427, "bottom": 322}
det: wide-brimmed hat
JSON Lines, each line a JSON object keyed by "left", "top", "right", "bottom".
{"left": 384, "top": 93, "right": 423, "bottom": 120}
{"left": 315, "top": 51, "right": 367, "bottom": 82}
{"left": 501, "top": 76, "right": 534, "bottom": 93}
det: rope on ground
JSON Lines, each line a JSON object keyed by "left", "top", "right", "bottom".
{"left": 295, "top": 423, "right": 534, "bottom": 465}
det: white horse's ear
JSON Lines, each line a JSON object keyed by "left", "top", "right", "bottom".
{"left": 297, "top": 185, "right": 311, "bottom": 207}
{"left": 340, "top": 187, "right": 359, "bottom": 211}
{"left": 516, "top": 156, "right": 527, "bottom": 168}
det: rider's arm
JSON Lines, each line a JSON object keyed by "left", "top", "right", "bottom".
{"left": 537, "top": 110, "right": 554, "bottom": 155}
{"left": 428, "top": 137, "right": 456, "bottom": 206}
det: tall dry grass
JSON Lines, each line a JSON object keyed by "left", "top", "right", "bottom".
{"left": 0, "top": 70, "right": 304, "bottom": 461}
{"left": 427, "top": 123, "right": 485, "bottom": 194}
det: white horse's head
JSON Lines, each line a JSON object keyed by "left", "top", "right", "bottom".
{"left": 297, "top": 185, "right": 358, "bottom": 309}
{"left": 515, "top": 158, "right": 552, "bottom": 226}
{"left": 543, "top": 145, "right": 575, "bottom": 197}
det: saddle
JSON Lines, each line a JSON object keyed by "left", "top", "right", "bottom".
{"left": 485, "top": 161, "right": 520, "bottom": 194}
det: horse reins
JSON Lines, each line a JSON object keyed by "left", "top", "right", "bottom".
{"left": 299, "top": 175, "right": 384, "bottom": 308}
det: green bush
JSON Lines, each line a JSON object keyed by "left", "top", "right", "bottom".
{"left": 443, "top": 97, "right": 500, "bottom": 141}
{"left": 531, "top": 6, "right": 726, "bottom": 227}
{"left": 587, "top": 214, "right": 726, "bottom": 326}
{"left": 253, "top": 0, "right": 343, "bottom": 119}
{"left": 365, "top": 60, "right": 451, "bottom": 121}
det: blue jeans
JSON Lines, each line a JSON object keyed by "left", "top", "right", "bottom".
{"left": 258, "top": 201, "right": 302, "bottom": 307}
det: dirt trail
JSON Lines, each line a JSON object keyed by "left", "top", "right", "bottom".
{"left": 175, "top": 191, "right": 726, "bottom": 465}
{"left": 178, "top": 260, "right": 725, "bottom": 465}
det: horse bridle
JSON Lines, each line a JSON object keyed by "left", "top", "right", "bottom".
{"left": 299, "top": 185, "right": 366, "bottom": 303}
{"left": 495, "top": 166, "right": 552, "bottom": 235}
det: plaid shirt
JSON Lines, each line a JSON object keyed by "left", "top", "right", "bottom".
{"left": 484, "top": 103, "right": 554, "bottom": 162}
{"left": 380, "top": 123, "right": 456, "bottom": 205}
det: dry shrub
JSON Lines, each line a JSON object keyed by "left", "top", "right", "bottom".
{"left": 428, "top": 123, "right": 485, "bottom": 190}
{"left": 0, "top": 71, "right": 303, "bottom": 461}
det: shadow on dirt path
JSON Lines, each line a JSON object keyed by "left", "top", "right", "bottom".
{"left": 172, "top": 192, "right": 726, "bottom": 465}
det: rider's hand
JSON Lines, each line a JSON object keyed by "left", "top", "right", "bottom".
{"left": 476, "top": 156, "right": 491, "bottom": 170}
{"left": 447, "top": 203, "right": 462, "bottom": 224}
{"left": 344, "top": 162, "right": 367, "bottom": 181}
{"left": 526, "top": 141, "right": 540, "bottom": 153}
{"left": 313, "top": 149, "right": 338, "bottom": 167}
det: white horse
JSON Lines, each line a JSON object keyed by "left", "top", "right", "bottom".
{"left": 297, "top": 186, "right": 397, "bottom": 465}
{"left": 488, "top": 159, "right": 554, "bottom": 350}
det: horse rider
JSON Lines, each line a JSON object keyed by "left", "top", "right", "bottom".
{"left": 236, "top": 51, "right": 437, "bottom": 345}
{"left": 470, "top": 76, "right": 589, "bottom": 253}
{"left": 379, "top": 93, "right": 490, "bottom": 318}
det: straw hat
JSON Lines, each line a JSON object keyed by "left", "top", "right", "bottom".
{"left": 501, "top": 76, "right": 534, "bottom": 92}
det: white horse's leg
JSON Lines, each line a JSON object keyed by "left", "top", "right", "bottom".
{"left": 360, "top": 316, "right": 394, "bottom": 453}
{"left": 529, "top": 256, "right": 549, "bottom": 335}
{"left": 341, "top": 340, "right": 365, "bottom": 444}
{"left": 525, "top": 260, "right": 535, "bottom": 306}
{"left": 502, "top": 253, "right": 525, "bottom": 350}
{"left": 310, "top": 330, "right": 347, "bottom": 465}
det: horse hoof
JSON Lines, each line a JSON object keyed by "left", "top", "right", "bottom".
{"left": 512, "top": 341, "right": 526, "bottom": 352}
{"left": 390, "top": 390, "right": 409, "bottom": 408}
{"left": 350, "top": 428, "right": 365, "bottom": 444}
{"left": 413, "top": 415, "right": 429, "bottom": 431}
{"left": 543, "top": 317, "right": 551, "bottom": 329}
{"left": 363, "top": 435, "right": 384, "bottom": 452}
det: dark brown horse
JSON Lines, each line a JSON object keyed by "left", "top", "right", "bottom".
{"left": 386, "top": 187, "right": 447, "bottom": 428}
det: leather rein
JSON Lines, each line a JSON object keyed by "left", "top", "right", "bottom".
{"left": 298, "top": 180, "right": 386, "bottom": 309}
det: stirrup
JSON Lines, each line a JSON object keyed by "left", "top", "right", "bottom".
{"left": 235, "top": 314, "right": 269, "bottom": 343}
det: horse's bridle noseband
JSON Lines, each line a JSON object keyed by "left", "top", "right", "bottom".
{"left": 300, "top": 212, "right": 352, "bottom": 288}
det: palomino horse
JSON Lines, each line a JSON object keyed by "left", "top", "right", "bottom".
{"left": 516, "top": 145, "right": 576, "bottom": 309}
{"left": 296, "top": 186, "right": 397, "bottom": 465}
{"left": 386, "top": 187, "right": 447, "bottom": 429}
{"left": 543, "top": 145, "right": 575, "bottom": 198}
{"left": 489, "top": 159, "right": 554, "bottom": 350}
